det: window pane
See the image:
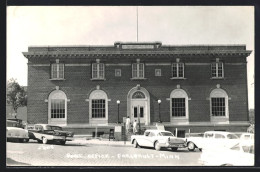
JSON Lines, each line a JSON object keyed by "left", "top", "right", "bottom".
{"left": 91, "top": 99, "right": 106, "bottom": 118}
{"left": 58, "top": 64, "right": 64, "bottom": 79}
{"left": 92, "top": 63, "right": 98, "bottom": 78}
{"left": 172, "top": 63, "right": 177, "bottom": 77}
{"left": 218, "top": 62, "right": 223, "bottom": 77}
{"left": 52, "top": 64, "right": 58, "bottom": 79}
{"left": 138, "top": 63, "right": 144, "bottom": 78}
{"left": 172, "top": 98, "right": 185, "bottom": 117}
{"left": 178, "top": 63, "right": 184, "bottom": 77}
{"left": 51, "top": 99, "right": 65, "bottom": 119}
{"left": 211, "top": 63, "right": 217, "bottom": 77}
{"left": 99, "top": 63, "right": 104, "bottom": 78}
{"left": 211, "top": 98, "right": 225, "bottom": 116}
{"left": 132, "top": 63, "right": 137, "bottom": 77}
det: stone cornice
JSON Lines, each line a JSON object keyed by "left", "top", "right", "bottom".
{"left": 23, "top": 50, "right": 252, "bottom": 59}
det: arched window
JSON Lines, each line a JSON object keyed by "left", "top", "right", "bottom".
{"left": 48, "top": 90, "right": 67, "bottom": 124}
{"left": 170, "top": 89, "right": 189, "bottom": 118}
{"left": 89, "top": 90, "right": 108, "bottom": 119}
{"left": 210, "top": 88, "right": 229, "bottom": 117}
{"left": 132, "top": 91, "right": 146, "bottom": 99}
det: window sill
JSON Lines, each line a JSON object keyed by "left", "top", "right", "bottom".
{"left": 49, "top": 78, "right": 66, "bottom": 81}
{"left": 130, "top": 77, "right": 147, "bottom": 80}
{"left": 211, "top": 77, "right": 225, "bottom": 80}
{"left": 170, "top": 77, "right": 186, "bottom": 80}
{"left": 91, "top": 78, "right": 106, "bottom": 81}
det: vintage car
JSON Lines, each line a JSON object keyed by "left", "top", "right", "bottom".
{"left": 200, "top": 140, "right": 254, "bottom": 166}
{"left": 6, "top": 120, "right": 29, "bottom": 143}
{"left": 131, "top": 130, "right": 187, "bottom": 151}
{"left": 186, "top": 131, "right": 239, "bottom": 151}
{"left": 28, "top": 124, "right": 74, "bottom": 145}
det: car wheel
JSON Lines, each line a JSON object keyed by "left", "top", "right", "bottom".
{"left": 60, "top": 140, "right": 66, "bottom": 145}
{"left": 188, "top": 142, "right": 195, "bottom": 151}
{"left": 154, "top": 141, "right": 161, "bottom": 151}
{"left": 42, "top": 137, "right": 48, "bottom": 144}
{"left": 171, "top": 147, "right": 178, "bottom": 151}
{"left": 133, "top": 140, "right": 138, "bottom": 148}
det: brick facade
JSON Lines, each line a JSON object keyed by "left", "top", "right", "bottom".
{"left": 23, "top": 42, "right": 251, "bottom": 133}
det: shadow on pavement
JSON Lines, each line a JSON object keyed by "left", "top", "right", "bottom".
{"left": 6, "top": 158, "right": 30, "bottom": 166}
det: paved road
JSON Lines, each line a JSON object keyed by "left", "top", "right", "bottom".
{"left": 7, "top": 140, "right": 203, "bottom": 166}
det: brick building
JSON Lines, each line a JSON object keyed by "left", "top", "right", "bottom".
{"left": 23, "top": 42, "right": 251, "bottom": 134}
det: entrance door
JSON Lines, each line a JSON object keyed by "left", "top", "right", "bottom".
{"left": 131, "top": 100, "right": 146, "bottom": 124}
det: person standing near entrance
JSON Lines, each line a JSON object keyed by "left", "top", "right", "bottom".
{"left": 133, "top": 120, "right": 138, "bottom": 135}
{"left": 126, "top": 116, "right": 131, "bottom": 133}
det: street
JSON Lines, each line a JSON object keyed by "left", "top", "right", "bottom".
{"left": 7, "top": 140, "right": 203, "bottom": 166}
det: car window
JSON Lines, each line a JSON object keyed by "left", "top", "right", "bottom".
{"left": 50, "top": 126, "right": 62, "bottom": 130}
{"left": 230, "top": 144, "right": 240, "bottom": 151}
{"left": 144, "top": 132, "right": 150, "bottom": 136}
{"left": 227, "top": 134, "right": 239, "bottom": 139}
{"left": 205, "top": 133, "right": 214, "bottom": 138}
{"left": 215, "top": 134, "right": 225, "bottom": 139}
{"left": 160, "top": 132, "right": 174, "bottom": 136}
{"left": 35, "top": 125, "right": 43, "bottom": 131}
{"left": 242, "top": 135, "right": 251, "bottom": 140}
{"left": 242, "top": 145, "right": 254, "bottom": 154}
{"left": 149, "top": 132, "right": 155, "bottom": 137}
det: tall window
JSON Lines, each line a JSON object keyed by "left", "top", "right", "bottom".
{"left": 170, "top": 89, "right": 189, "bottom": 118}
{"left": 172, "top": 98, "right": 186, "bottom": 117}
{"left": 172, "top": 63, "right": 184, "bottom": 78}
{"left": 51, "top": 99, "right": 65, "bottom": 118}
{"left": 89, "top": 90, "right": 108, "bottom": 119}
{"left": 92, "top": 63, "right": 105, "bottom": 79}
{"left": 48, "top": 90, "right": 67, "bottom": 124}
{"left": 51, "top": 63, "right": 64, "bottom": 79}
{"left": 132, "top": 63, "right": 144, "bottom": 78}
{"left": 210, "top": 88, "right": 229, "bottom": 117}
{"left": 92, "top": 99, "right": 106, "bottom": 118}
{"left": 211, "top": 62, "right": 224, "bottom": 78}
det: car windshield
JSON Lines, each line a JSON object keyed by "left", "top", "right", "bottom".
{"left": 46, "top": 126, "right": 62, "bottom": 130}
{"left": 160, "top": 132, "right": 174, "bottom": 136}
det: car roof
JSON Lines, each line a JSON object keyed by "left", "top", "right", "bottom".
{"left": 204, "top": 131, "right": 236, "bottom": 135}
{"left": 145, "top": 130, "right": 171, "bottom": 133}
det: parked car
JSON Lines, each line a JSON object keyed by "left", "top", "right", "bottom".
{"left": 186, "top": 131, "right": 239, "bottom": 151}
{"left": 240, "top": 133, "right": 254, "bottom": 141}
{"left": 200, "top": 140, "right": 254, "bottom": 166}
{"left": 28, "top": 124, "right": 74, "bottom": 145}
{"left": 6, "top": 120, "right": 29, "bottom": 143}
{"left": 131, "top": 130, "right": 187, "bottom": 151}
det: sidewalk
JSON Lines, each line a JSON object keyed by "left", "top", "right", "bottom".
{"left": 70, "top": 136, "right": 132, "bottom": 147}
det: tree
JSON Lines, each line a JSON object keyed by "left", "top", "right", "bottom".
{"left": 6, "top": 78, "right": 27, "bottom": 118}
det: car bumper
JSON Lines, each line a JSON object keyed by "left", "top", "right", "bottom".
{"left": 7, "top": 136, "right": 29, "bottom": 139}
{"left": 51, "top": 135, "right": 66, "bottom": 141}
{"left": 160, "top": 142, "right": 187, "bottom": 148}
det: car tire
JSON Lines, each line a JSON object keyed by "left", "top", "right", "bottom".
{"left": 171, "top": 147, "right": 178, "bottom": 151}
{"left": 42, "top": 137, "right": 48, "bottom": 144}
{"left": 188, "top": 142, "right": 196, "bottom": 151}
{"left": 154, "top": 141, "right": 161, "bottom": 151}
{"left": 60, "top": 140, "right": 66, "bottom": 145}
{"left": 133, "top": 140, "right": 138, "bottom": 148}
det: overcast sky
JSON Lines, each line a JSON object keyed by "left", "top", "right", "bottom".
{"left": 7, "top": 6, "right": 254, "bottom": 109}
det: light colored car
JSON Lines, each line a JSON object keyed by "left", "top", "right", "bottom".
{"left": 6, "top": 120, "right": 29, "bottom": 143}
{"left": 186, "top": 131, "right": 239, "bottom": 151}
{"left": 131, "top": 130, "right": 187, "bottom": 151}
{"left": 240, "top": 133, "right": 254, "bottom": 141}
{"left": 200, "top": 140, "right": 254, "bottom": 166}
{"left": 28, "top": 124, "right": 74, "bottom": 145}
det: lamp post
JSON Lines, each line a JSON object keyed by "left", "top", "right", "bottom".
{"left": 158, "top": 99, "right": 162, "bottom": 123}
{"left": 117, "top": 100, "right": 120, "bottom": 124}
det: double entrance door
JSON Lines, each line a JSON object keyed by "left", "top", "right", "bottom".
{"left": 131, "top": 100, "right": 146, "bottom": 124}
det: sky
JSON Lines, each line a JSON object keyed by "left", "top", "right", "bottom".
{"left": 7, "top": 6, "right": 254, "bottom": 109}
